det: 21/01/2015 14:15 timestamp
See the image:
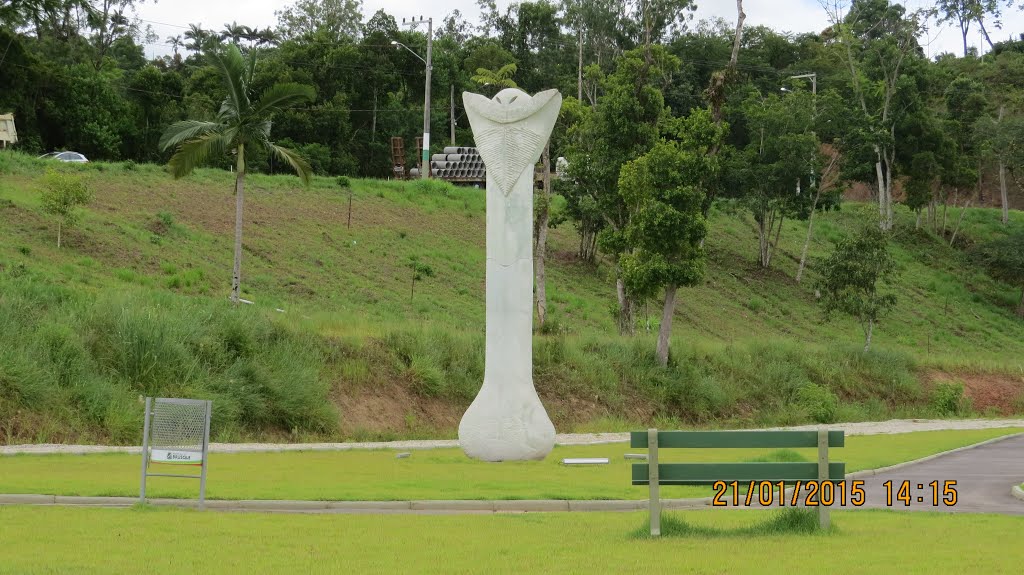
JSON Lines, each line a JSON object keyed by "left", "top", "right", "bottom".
{"left": 710, "top": 480, "right": 959, "bottom": 507}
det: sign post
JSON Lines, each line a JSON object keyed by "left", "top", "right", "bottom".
{"left": 139, "top": 397, "right": 212, "bottom": 508}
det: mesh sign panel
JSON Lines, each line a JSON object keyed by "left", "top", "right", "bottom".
{"left": 151, "top": 399, "right": 207, "bottom": 452}
{"left": 140, "top": 397, "right": 212, "bottom": 505}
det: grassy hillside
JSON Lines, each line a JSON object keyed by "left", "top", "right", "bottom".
{"left": 1, "top": 150, "right": 1023, "bottom": 444}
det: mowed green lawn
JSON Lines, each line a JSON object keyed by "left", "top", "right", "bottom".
{"left": 1, "top": 429, "right": 1019, "bottom": 501}
{"left": 0, "top": 506, "right": 1022, "bottom": 575}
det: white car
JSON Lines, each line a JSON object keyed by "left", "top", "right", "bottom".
{"left": 39, "top": 151, "right": 89, "bottom": 163}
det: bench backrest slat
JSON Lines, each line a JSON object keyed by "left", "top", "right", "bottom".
{"left": 630, "top": 430, "right": 845, "bottom": 449}
{"left": 631, "top": 462, "right": 846, "bottom": 485}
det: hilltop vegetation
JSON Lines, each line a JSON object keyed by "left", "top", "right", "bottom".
{"left": 1, "top": 152, "right": 1022, "bottom": 444}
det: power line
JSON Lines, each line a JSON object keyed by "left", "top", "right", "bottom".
{"left": 6, "top": 61, "right": 453, "bottom": 114}
{"left": 136, "top": 16, "right": 798, "bottom": 76}
{"left": 139, "top": 40, "right": 432, "bottom": 78}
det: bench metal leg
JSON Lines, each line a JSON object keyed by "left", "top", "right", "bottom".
{"left": 649, "top": 428, "right": 660, "bottom": 537}
{"left": 817, "top": 429, "right": 830, "bottom": 530}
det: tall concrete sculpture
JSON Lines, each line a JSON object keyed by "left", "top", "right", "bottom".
{"left": 458, "top": 88, "right": 562, "bottom": 462}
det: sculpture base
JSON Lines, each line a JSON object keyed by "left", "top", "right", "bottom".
{"left": 458, "top": 380, "right": 555, "bottom": 462}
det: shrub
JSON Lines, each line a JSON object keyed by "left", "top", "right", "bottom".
{"left": 795, "top": 383, "right": 839, "bottom": 424}
{"left": 409, "top": 178, "right": 455, "bottom": 196}
{"left": 39, "top": 169, "right": 93, "bottom": 248}
{"left": 932, "top": 381, "right": 971, "bottom": 417}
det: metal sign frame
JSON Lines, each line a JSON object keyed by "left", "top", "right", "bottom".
{"left": 139, "top": 397, "right": 212, "bottom": 507}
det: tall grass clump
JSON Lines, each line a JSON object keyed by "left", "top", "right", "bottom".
{"left": 0, "top": 273, "right": 337, "bottom": 443}
{"left": 632, "top": 508, "right": 823, "bottom": 539}
{"left": 0, "top": 150, "right": 48, "bottom": 175}
{"left": 378, "top": 328, "right": 484, "bottom": 400}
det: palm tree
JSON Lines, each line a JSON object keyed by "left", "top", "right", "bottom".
{"left": 159, "top": 45, "right": 315, "bottom": 304}
{"left": 471, "top": 63, "right": 518, "bottom": 96}
{"left": 254, "top": 27, "right": 279, "bottom": 48}
{"left": 220, "top": 21, "right": 246, "bottom": 45}
{"left": 167, "top": 34, "right": 183, "bottom": 56}
{"left": 184, "top": 23, "right": 213, "bottom": 54}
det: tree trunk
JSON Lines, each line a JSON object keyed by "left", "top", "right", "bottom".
{"left": 1017, "top": 287, "right": 1024, "bottom": 318}
{"left": 915, "top": 209, "right": 922, "bottom": 229}
{"left": 535, "top": 145, "right": 551, "bottom": 331}
{"left": 57, "top": 220, "right": 61, "bottom": 249}
{"left": 371, "top": 91, "right": 377, "bottom": 143}
{"left": 656, "top": 284, "right": 677, "bottom": 367}
{"left": 949, "top": 200, "right": 971, "bottom": 247}
{"left": 796, "top": 192, "right": 820, "bottom": 283}
{"left": 863, "top": 318, "right": 874, "bottom": 353}
{"left": 729, "top": 1, "right": 746, "bottom": 68}
{"left": 977, "top": 158, "right": 984, "bottom": 205}
{"left": 616, "top": 276, "right": 634, "bottom": 336}
{"left": 977, "top": 18, "right": 996, "bottom": 51}
{"left": 770, "top": 213, "right": 784, "bottom": 268}
{"left": 941, "top": 190, "right": 950, "bottom": 236}
{"left": 999, "top": 159, "right": 1009, "bottom": 225}
{"left": 874, "top": 157, "right": 889, "bottom": 231}
{"left": 410, "top": 275, "right": 415, "bottom": 301}
{"left": 231, "top": 144, "right": 246, "bottom": 304}
{"left": 757, "top": 213, "right": 769, "bottom": 268}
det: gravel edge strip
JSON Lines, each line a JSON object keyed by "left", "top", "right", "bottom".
{"left": 4, "top": 433, "right": 1020, "bottom": 513}
{"left": 5, "top": 419, "right": 1024, "bottom": 456}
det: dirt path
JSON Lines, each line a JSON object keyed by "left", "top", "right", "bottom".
{"left": 3, "top": 418, "right": 1024, "bottom": 456}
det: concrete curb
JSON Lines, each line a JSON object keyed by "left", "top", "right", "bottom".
{"left": 845, "top": 432, "right": 1024, "bottom": 479}
{"left": 1012, "top": 484, "right": 1024, "bottom": 503}
{"left": 0, "top": 494, "right": 56, "bottom": 505}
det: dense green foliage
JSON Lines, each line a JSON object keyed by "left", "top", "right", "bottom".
{"left": 970, "top": 229, "right": 1024, "bottom": 315}
{"left": 1, "top": 155, "right": 1023, "bottom": 442}
{"left": 2, "top": 1, "right": 1024, "bottom": 441}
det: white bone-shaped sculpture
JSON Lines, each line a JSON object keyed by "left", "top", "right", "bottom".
{"left": 458, "top": 88, "right": 562, "bottom": 462}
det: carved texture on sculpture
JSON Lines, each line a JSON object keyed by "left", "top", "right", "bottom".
{"left": 458, "top": 88, "right": 562, "bottom": 462}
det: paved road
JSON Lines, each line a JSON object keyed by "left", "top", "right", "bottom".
{"left": 732, "top": 434, "right": 1024, "bottom": 515}
{"left": 848, "top": 433, "right": 1024, "bottom": 514}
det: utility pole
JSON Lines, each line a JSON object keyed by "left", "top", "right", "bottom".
{"left": 395, "top": 16, "right": 433, "bottom": 179}
{"left": 450, "top": 83, "right": 456, "bottom": 145}
{"left": 785, "top": 72, "right": 820, "bottom": 284}
{"left": 577, "top": 28, "right": 583, "bottom": 102}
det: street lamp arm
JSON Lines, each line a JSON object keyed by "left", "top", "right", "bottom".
{"left": 391, "top": 41, "right": 427, "bottom": 66}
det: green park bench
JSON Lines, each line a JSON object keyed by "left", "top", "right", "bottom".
{"left": 631, "top": 429, "right": 846, "bottom": 535}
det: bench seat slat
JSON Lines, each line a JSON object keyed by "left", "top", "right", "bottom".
{"left": 631, "top": 462, "right": 846, "bottom": 485}
{"left": 630, "top": 430, "right": 845, "bottom": 449}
